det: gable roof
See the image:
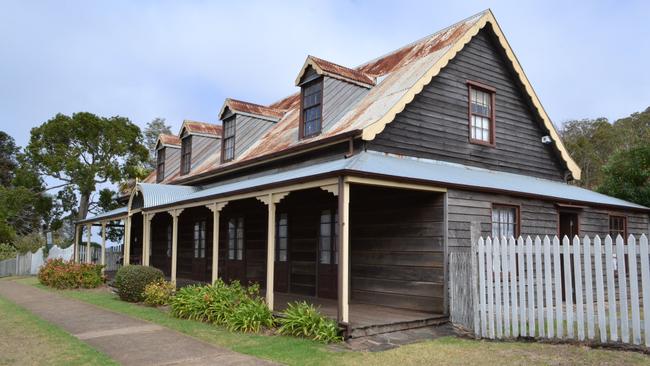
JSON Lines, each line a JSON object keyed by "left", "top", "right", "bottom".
{"left": 166, "top": 9, "right": 581, "bottom": 183}
{"left": 179, "top": 120, "right": 222, "bottom": 137}
{"left": 156, "top": 134, "right": 181, "bottom": 148}
{"left": 295, "top": 55, "right": 376, "bottom": 88}
{"left": 219, "top": 98, "right": 286, "bottom": 121}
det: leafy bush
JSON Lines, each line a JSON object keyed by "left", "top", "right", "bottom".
{"left": 225, "top": 296, "right": 274, "bottom": 333}
{"left": 38, "top": 258, "right": 104, "bottom": 289}
{"left": 114, "top": 265, "right": 164, "bottom": 302}
{"left": 277, "top": 301, "right": 342, "bottom": 343}
{"left": 13, "top": 233, "right": 45, "bottom": 254}
{"left": 0, "top": 243, "right": 17, "bottom": 260}
{"left": 170, "top": 280, "right": 273, "bottom": 333}
{"left": 143, "top": 279, "right": 176, "bottom": 306}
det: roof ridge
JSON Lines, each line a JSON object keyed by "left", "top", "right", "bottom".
{"left": 354, "top": 9, "right": 490, "bottom": 72}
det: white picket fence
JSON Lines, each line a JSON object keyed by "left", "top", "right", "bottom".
{"left": 474, "top": 234, "right": 650, "bottom": 347}
{"left": 0, "top": 245, "right": 74, "bottom": 277}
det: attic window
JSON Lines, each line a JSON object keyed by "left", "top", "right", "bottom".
{"left": 468, "top": 81, "right": 496, "bottom": 146}
{"left": 156, "top": 148, "right": 165, "bottom": 183}
{"left": 222, "top": 117, "right": 235, "bottom": 162}
{"left": 300, "top": 78, "right": 323, "bottom": 138}
{"left": 180, "top": 136, "right": 192, "bottom": 175}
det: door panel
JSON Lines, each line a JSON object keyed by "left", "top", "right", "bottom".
{"left": 559, "top": 211, "right": 579, "bottom": 301}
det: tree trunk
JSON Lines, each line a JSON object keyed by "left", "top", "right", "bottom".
{"left": 77, "top": 191, "right": 91, "bottom": 220}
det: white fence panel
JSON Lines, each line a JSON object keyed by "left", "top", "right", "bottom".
{"left": 473, "top": 234, "right": 650, "bottom": 350}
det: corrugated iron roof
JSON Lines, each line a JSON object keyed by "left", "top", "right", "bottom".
{"left": 219, "top": 98, "right": 286, "bottom": 121}
{"left": 296, "top": 55, "right": 376, "bottom": 87}
{"left": 147, "top": 152, "right": 649, "bottom": 212}
{"left": 180, "top": 120, "right": 222, "bottom": 136}
{"left": 77, "top": 206, "right": 128, "bottom": 224}
{"left": 157, "top": 134, "right": 181, "bottom": 147}
{"left": 133, "top": 183, "right": 201, "bottom": 208}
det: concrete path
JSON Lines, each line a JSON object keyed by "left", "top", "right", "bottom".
{"left": 0, "top": 280, "right": 278, "bottom": 366}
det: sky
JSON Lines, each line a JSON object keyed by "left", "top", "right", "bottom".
{"left": 1, "top": 0, "right": 650, "bottom": 149}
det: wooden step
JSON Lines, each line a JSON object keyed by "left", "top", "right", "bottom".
{"left": 348, "top": 315, "right": 449, "bottom": 338}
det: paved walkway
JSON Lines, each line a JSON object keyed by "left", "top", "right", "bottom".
{"left": 0, "top": 280, "right": 277, "bottom": 366}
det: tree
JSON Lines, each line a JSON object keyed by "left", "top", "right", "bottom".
{"left": 598, "top": 145, "right": 650, "bottom": 208}
{"left": 560, "top": 118, "right": 616, "bottom": 189}
{"left": 26, "top": 112, "right": 149, "bottom": 221}
{"left": 143, "top": 118, "right": 172, "bottom": 169}
{"left": 0, "top": 132, "right": 53, "bottom": 243}
{"left": 0, "top": 131, "right": 18, "bottom": 186}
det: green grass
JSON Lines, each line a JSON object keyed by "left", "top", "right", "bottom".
{"left": 0, "top": 289, "right": 117, "bottom": 366}
{"left": 17, "top": 277, "right": 650, "bottom": 366}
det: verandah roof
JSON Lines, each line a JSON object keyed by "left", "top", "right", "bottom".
{"left": 80, "top": 151, "right": 648, "bottom": 225}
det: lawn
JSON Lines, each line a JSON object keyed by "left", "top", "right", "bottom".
{"left": 0, "top": 290, "right": 117, "bottom": 366}
{"left": 16, "top": 277, "right": 650, "bottom": 366}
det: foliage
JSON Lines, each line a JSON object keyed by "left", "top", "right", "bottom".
{"left": 598, "top": 145, "right": 650, "bottom": 207}
{"left": 0, "top": 131, "right": 18, "bottom": 186}
{"left": 38, "top": 258, "right": 104, "bottom": 289}
{"left": 277, "top": 302, "right": 342, "bottom": 343}
{"left": 143, "top": 279, "right": 176, "bottom": 306}
{"left": 12, "top": 232, "right": 45, "bottom": 254}
{"left": 170, "top": 280, "right": 273, "bottom": 333}
{"left": 25, "top": 112, "right": 149, "bottom": 221}
{"left": 225, "top": 296, "right": 275, "bottom": 333}
{"left": 0, "top": 242, "right": 17, "bottom": 260}
{"left": 114, "top": 265, "right": 164, "bottom": 302}
{"left": 560, "top": 107, "right": 650, "bottom": 193}
{"left": 143, "top": 117, "right": 172, "bottom": 169}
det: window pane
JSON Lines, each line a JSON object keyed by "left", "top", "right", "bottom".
{"left": 492, "top": 206, "right": 517, "bottom": 238}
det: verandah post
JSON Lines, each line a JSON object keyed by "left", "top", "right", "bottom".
{"left": 86, "top": 223, "right": 92, "bottom": 264}
{"left": 124, "top": 215, "right": 131, "bottom": 265}
{"left": 100, "top": 222, "right": 106, "bottom": 273}
{"left": 73, "top": 224, "right": 80, "bottom": 263}
{"left": 170, "top": 209, "right": 183, "bottom": 285}
{"left": 142, "top": 213, "right": 152, "bottom": 266}
{"left": 208, "top": 202, "right": 226, "bottom": 285}
{"left": 337, "top": 177, "right": 350, "bottom": 325}
{"left": 266, "top": 194, "right": 276, "bottom": 311}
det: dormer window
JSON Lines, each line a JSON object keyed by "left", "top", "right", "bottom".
{"left": 300, "top": 78, "right": 323, "bottom": 138}
{"left": 156, "top": 148, "right": 165, "bottom": 183}
{"left": 468, "top": 81, "right": 496, "bottom": 146}
{"left": 222, "top": 117, "right": 235, "bottom": 162}
{"left": 180, "top": 136, "right": 192, "bottom": 175}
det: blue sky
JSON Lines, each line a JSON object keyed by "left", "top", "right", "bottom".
{"left": 1, "top": 0, "right": 649, "bottom": 149}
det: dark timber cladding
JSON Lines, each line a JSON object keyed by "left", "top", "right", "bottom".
{"left": 446, "top": 189, "right": 650, "bottom": 250}
{"left": 350, "top": 185, "right": 445, "bottom": 313}
{"left": 368, "top": 26, "right": 567, "bottom": 181}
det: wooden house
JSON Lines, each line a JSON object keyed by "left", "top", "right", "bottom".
{"left": 76, "top": 10, "right": 650, "bottom": 337}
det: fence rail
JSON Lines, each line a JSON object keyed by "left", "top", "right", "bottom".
{"left": 474, "top": 234, "right": 650, "bottom": 348}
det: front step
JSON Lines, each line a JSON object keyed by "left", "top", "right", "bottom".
{"left": 347, "top": 315, "right": 449, "bottom": 339}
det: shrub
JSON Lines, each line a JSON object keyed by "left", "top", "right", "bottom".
{"left": 114, "top": 265, "right": 164, "bottom": 302}
{"left": 13, "top": 233, "right": 45, "bottom": 254}
{"left": 38, "top": 258, "right": 104, "bottom": 289}
{"left": 143, "top": 279, "right": 176, "bottom": 306}
{"left": 277, "top": 301, "right": 342, "bottom": 343}
{"left": 170, "top": 280, "right": 273, "bottom": 333}
{"left": 225, "top": 297, "right": 274, "bottom": 333}
{"left": 0, "top": 243, "right": 17, "bottom": 260}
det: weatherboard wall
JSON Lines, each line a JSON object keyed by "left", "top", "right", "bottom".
{"left": 368, "top": 27, "right": 567, "bottom": 181}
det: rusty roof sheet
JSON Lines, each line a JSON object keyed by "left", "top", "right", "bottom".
{"left": 220, "top": 98, "right": 286, "bottom": 120}
{"left": 298, "top": 55, "right": 376, "bottom": 87}
{"left": 181, "top": 120, "right": 223, "bottom": 136}
{"left": 160, "top": 10, "right": 491, "bottom": 183}
{"left": 157, "top": 134, "right": 181, "bottom": 147}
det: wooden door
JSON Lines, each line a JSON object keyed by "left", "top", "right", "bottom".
{"left": 191, "top": 220, "right": 207, "bottom": 282}
{"left": 274, "top": 213, "right": 289, "bottom": 293}
{"left": 559, "top": 211, "right": 579, "bottom": 301}
{"left": 225, "top": 217, "right": 246, "bottom": 284}
{"left": 317, "top": 209, "right": 338, "bottom": 299}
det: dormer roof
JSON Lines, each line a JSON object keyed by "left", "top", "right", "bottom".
{"left": 295, "top": 55, "right": 376, "bottom": 88}
{"left": 156, "top": 134, "right": 181, "bottom": 149}
{"left": 218, "top": 98, "right": 286, "bottom": 122}
{"left": 179, "top": 120, "right": 222, "bottom": 138}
